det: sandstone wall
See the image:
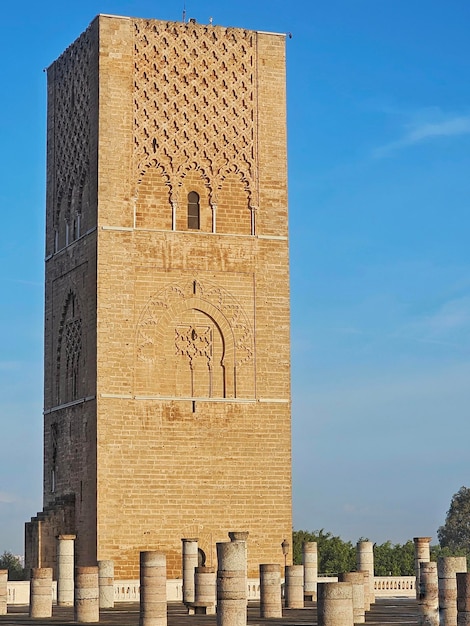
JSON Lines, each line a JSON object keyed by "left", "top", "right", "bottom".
{"left": 26, "top": 14, "right": 291, "bottom": 580}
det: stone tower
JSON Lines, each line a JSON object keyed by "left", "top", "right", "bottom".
{"left": 25, "top": 14, "right": 291, "bottom": 579}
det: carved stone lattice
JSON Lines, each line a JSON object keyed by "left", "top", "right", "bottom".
{"left": 65, "top": 319, "right": 82, "bottom": 365}
{"left": 137, "top": 278, "right": 253, "bottom": 368}
{"left": 56, "top": 292, "right": 83, "bottom": 403}
{"left": 175, "top": 325, "right": 212, "bottom": 367}
{"left": 133, "top": 20, "right": 257, "bottom": 206}
{"left": 52, "top": 27, "right": 91, "bottom": 227}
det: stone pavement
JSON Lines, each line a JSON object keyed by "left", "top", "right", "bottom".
{"left": 1, "top": 598, "right": 419, "bottom": 626}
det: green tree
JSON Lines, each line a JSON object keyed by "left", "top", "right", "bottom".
{"left": 293, "top": 531, "right": 417, "bottom": 576}
{"left": 431, "top": 544, "right": 467, "bottom": 561}
{"left": 374, "top": 540, "right": 414, "bottom": 576}
{"left": 0, "top": 552, "right": 25, "bottom": 581}
{"left": 438, "top": 487, "right": 470, "bottom": 554}
{"left": 292, "top": 529, "right": 356, "bottom": 574}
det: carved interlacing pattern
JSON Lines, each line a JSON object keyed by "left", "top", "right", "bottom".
{"left": 175, "top": 325, "right": 212, "bottom": 366}
{"left": 56, "top": 292, "right": 83, "bottom": 403}
{"left": 53, "top": 28, "right": 91, "bottom": 224}
{"left": 133, "top": 20, "right": 257, "bottom": 204}
{"left": 65, "top": 319, "right": 82, "bottom": 365}
{"left": 137, "top": 279, "right": 253, "bottom": 367}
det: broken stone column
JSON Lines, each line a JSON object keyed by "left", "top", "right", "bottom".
{"left": 259, "top": 564, "right": 282, "bottom": 618}
{"left": 0, "top": 570, "right": 7, "bottom": 615}
{"left": 302, "top": 541, "right": 318, "bottom": 601}
{"left": 317, "top": 581, "right": 354, "bottom": 626}
{"left": 74, "top": 566, "right": 99, "bottom": 623}
{"left": 438, "top": 556, "right": 467, "bottom": 626}
{"left": 228, "top": 531, "right": 249, "bottom": 542}
{"left": 139, "top": 551, "right": 167, "bottom": 626}
{"left": 181, "top": 539, "right": 198, "bottom": 605}
{"left": 418, "top": 561, "right": 438, "bottom": 626}
{"left": 98, "top": 560, "right": 114, "bottom": 609}
{"left": 339, "top": 572, "right": 365, "bottom": 624}
{"left": 457, "top": 572, "right": 470, "bottom": 626}
{"left": 216, "top": 540, "right": 247, "bottom": 626}
{"left": 30, "top": 567, "right": 53, "bottom": 618}
{"left": 356, "top": 541, "right": 375, "bottom": 604}
{"left": 188, "top": 566, "right": 216, "bottom": 615}
{"left": 414, "top": 537, "right": 432, "bottom": 600}
{"left": 285, "top": 565, "right": 304, "bottom": 609}
{"left": 57, "top": 534, "right": 76, "bottom": 607}
{"left": 359, "top": 570, "right": 370, "bottom": 611}
{"left": 228, "top": 532, "right": 249, "bottom": 578}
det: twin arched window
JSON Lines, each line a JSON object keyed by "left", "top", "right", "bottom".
{"left": 187, "top": 191, "right": 200, "bottom": 229}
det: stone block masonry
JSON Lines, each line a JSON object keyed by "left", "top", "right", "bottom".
{"left": 25, "top": 14, "right": 291, "bottom": 580}
{"left": 29, "top": 568, "right": 53, "bottom": 618}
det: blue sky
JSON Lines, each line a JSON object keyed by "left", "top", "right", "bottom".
{"left": 2, "top": 0, "right": 470, "bottom": 554}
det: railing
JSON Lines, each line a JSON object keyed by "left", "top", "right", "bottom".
{"left": 114, "top": 580, "right": 183, "bottom": 602}
{"left": 7, "top": 581, "right": 57, "bottom": 605}
{"left": 6, "top": 575, "right": 415, "bottom": 605}
{"left": 317, "top": 575, "right": 415, "bottom": 598}
{"left": 374, "top": 576, "right": 415, "bottom": 597}
{"left": 247, "top": 581, "right": 260, "bottom": 599}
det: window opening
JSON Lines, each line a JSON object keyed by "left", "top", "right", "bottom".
{"left": 187, "top": 191, "right": 200, "bottom": 229}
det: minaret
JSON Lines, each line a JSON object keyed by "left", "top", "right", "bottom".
{"left": 26, "top": 14, "right": 291, "bottom": 579}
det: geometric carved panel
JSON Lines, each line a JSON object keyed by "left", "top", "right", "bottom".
{"left": 133, "top": 20, "right": 258, "bottom": 222}
{"left": 135, "top": 278, "right": 254, "bottom": 398}
{"left": 56, "top": 291, "right": 83, "bottom": 404}
{"left": 52, "top": 26, "right": 91, "bottom": 248}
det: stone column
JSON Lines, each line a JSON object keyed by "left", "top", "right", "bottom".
{"left": 358, "top": 570, "right": 370, "bottom": 611}
{"left": 457, "top": 572, "right": 470, "bottom": 626}
{"left": 57, "top": 534, "right": 76, "bottom": 607}
{"left": 339, "top": 572, "right": 365, "bottom": 623}
{"left": 302, "top": 541, "right": 318, "bottom": 600}
{"left": 74, "top": 566, "right": 99, "bottom": 623}
{"left": 356, "top": 541, "right": 375, "bottom": 604}
{"left": 414, "top": 537, "right": 432, "bottom": 600}
{"left": 317, "top": 581, "right": 354, "bottom": 626}
{"left": 418, "top": 561, "right": 438, "bottom": 626}
{"left": 30, "top": 567, "right": 53, "bottom": 618}
{"left": 192, "top": 566, "right": 216, "bottom": 614}
{"left": 181, "top": 538, "right": 198, "bottom": 605}
{"left": 259, "top": 564, "right": 282, "bottom": 618}
{"left": 98, "top": 560, "right": 114, "bottom": 609}
{"left": 438, "top": 556, "right": 467, "bottom": 626}
{"left": 139, "top": 551, "right": 167, "bottom": 626}
{"left": 228, "top": 532, "right": 249, "bottom": 576}
{"left": 216, "top": 540, "right": 247, "bottom": 626}
{"left": 0, "top": 570, "right": 7, "bottom": 615}
{"left": 285, "top": 565, "right": 304, "bottom": 609}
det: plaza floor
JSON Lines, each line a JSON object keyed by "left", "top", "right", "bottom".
{"left": 1, "top": 598, "right": 419, "bottom": 626}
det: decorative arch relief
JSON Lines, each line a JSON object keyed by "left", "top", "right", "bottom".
{"left": 135, "top": 277, "right": 254, "bottom": 399}
{"left": 56, "top": 289, "right": 83, "bottom": 405}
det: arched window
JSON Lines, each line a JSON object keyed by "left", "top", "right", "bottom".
{"left": 187, "top": 191, "right": 200, "bottom": 229}
{"left": 56, "top": 292, "right": 82, "bottom": 404}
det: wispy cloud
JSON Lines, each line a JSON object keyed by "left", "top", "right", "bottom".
{"left": 423, "top": 297, "right": 470, "bottom": 333}
{"left": 0, "top": 362, "right": 21, "bottom": 372}
{"left": 0, "top": 492, "right": 19, "bottom": 504}
{"left": 410, "top": 296, "right": 470, "bottom": 340}
{"left": 373, "top": 112, "right": 470, "bottom": 158}
{"left": 334, "top": 326, "right": 365, "bottom": 336}
{"left": 2, "top": 278, "right": 42, "bottom": 287}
